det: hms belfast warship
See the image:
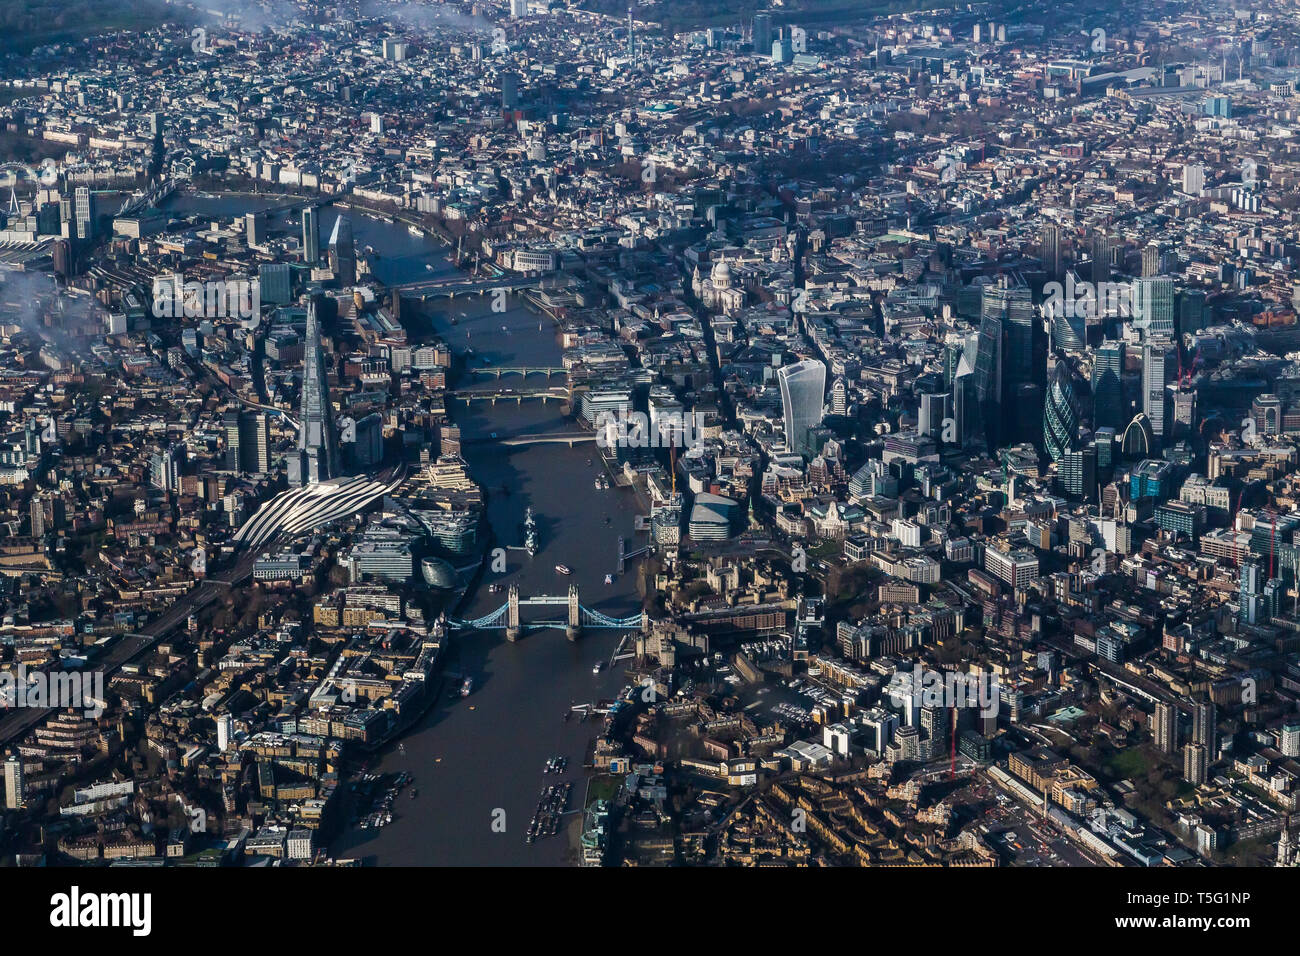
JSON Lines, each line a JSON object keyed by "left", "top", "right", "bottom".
{"left": 524, "top": 506, "right": 538, "bottom": 557}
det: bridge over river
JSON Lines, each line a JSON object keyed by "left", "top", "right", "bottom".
{"left": 392, "top": 275, "right": 543, "bottom": 300}
{"left": 449, "top": 583, "right": 645, "bottom": 642}
{"left": 462, "top": 429, "right": 597, "bottom": 447}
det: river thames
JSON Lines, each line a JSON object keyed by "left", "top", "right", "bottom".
{"left": 164, "top": 191, "right": 646, "bottom": 864}
{"left": 336, "top": 291, "right": 646, "bottom": 865}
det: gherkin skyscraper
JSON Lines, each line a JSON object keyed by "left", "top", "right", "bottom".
{"left": 1043, "top": 358, "right": 1084, "bottom": 462}
{"left": 291, "top": 300, "right": 339, "bottom": 486}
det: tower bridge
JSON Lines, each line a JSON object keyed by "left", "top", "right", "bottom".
{"left": 450, "top": 583, "right": 645, "bottom": 643}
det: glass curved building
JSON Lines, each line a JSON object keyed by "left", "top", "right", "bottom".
{"left": 1122, "top": 412, "right": 1155, "bottom": 459}
{"left": 777, "top": 359, "right": 826, "bottom": 458}
{"left": 1048, "top": 298, "right": 1085, "bottom": 352}
{"left": 1091, "top": 341, "right": 1125, "bottom": 430}
{"left": 1043, "top": 360, "right": 1085, "bottom": 461}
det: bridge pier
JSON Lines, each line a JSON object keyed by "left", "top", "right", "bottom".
{"left": 506, "top": 584, "right": 521, "bottom": 642}
{"left": 567, "top": 583, "right": 581, "bottom": 642}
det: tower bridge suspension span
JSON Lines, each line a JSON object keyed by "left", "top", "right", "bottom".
{"left": 449, "top": 584, "right": 645, "bottom": 643}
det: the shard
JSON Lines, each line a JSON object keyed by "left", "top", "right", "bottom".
{"left": 289, "top": 300, "right": 339, "bottom": 486}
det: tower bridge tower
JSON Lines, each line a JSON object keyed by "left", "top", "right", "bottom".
{"left": 506, "top": 584, "right": 521, "bottom": 642}
{"left": 567, "top": 583, "right": 582, "bottom": 642}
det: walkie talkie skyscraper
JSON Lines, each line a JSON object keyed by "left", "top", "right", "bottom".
{"left": 777, "top": 359, "right": 826, "bottom": 459}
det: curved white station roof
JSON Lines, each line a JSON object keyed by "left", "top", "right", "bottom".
{"left": 233, "top": 472, "right": 405, "bottom": 550}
